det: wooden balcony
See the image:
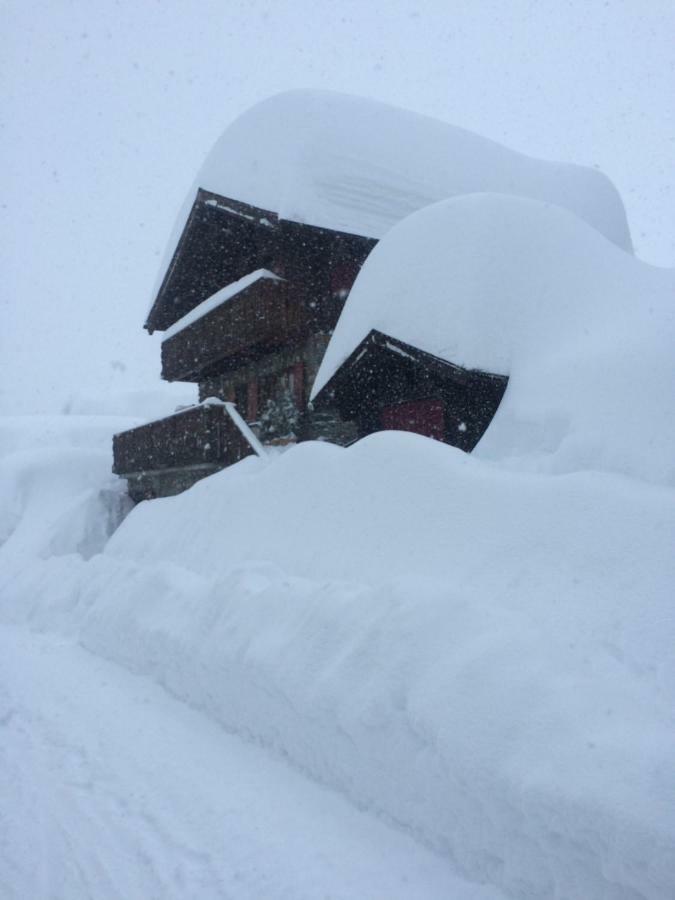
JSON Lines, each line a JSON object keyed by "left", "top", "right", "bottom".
{"left": 112, "top": 402, "right": 257, "bottom": 500}
{"left": 161, "top": 276, "right": 310, "bottom": 383}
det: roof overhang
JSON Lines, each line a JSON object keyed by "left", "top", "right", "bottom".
{"left": 144, "top": 189, "right": 279, "bottom": 334}
{"left": 312, "top": 328, "right": 508, "bottom": 420}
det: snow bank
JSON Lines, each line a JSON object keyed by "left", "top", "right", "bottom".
{"left": 313, "top": 194, "right": 675, "bottom": 485}
{"left": 2, "top": 428, "right": 674, "bottom": 900}
{"left": 0, "top": 416, "right": 133, "bottom": 562}
{"left": 155, "top": 90, "right": 631, "bottom": 305}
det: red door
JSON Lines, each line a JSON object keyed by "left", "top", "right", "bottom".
{"left": 380, "top": 398, "right": 445, "bottom": 441}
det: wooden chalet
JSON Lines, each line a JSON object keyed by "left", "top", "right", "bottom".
{"left": 110, "top": 91, "right": 640, "bottom": 501}
{"left": 113, "top": 193, "right": 506, "bottom": 502}
{"left": 113, "top": 188, "right": 375, "bottom": 500}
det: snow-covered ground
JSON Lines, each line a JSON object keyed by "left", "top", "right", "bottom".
{"left": 0, "top": 625, "right": 502, "bottom": 900}
{"left": 1, "top": 412, "right": 673, "bottom": 900}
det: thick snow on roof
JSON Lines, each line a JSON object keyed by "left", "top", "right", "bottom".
{"left": 313, "top": 193, "right": 675, "bottom": 485}
{"left": 156, "top": 91, "right": 631, "bottom": 291}
{"left": 162, "top": 269, "right": 280, "bottom": 340}
{"left": 203, "top": 91, "right": 633, "bottom": 245}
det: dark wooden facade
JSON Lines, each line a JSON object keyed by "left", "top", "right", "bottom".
{"left": 113, "top": 188, "right": 508, "bottom": 501}
{"left": 112, "top": 402, "right": 257, "bottom": 501}
{"left": 114, "top": 189, "right": 374, "bottom": 498}
{"left": 161, "top": 276, "right": 290, "bottom": 383}
{"left": 311, "top": 330, "right": 508, "bottom": 452}
{"left": 145, "top": 192, "right": 278, "bottom": 334}
{"left": 145, "top": 189, "right": 375, "bottom": 338}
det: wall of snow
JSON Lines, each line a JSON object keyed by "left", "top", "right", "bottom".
{"left": 0, "top": 416, "right": 137, "bottom": 563}
{"left": 313, "top": 194, "right": 675, "bottom": 486}
{"left": 2, "top": 430, "right": 674, "bottom": 900}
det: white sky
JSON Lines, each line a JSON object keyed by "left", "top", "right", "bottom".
{"left": 2, "top": 0, "right": 673, "bottom": 414}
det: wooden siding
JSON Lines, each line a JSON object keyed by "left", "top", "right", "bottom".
{"left": 112, "top": 403, "right": 254, "bottom": 476}
{"left": 161, "top": 277, "right": 299, "bottom": 383}
{"left": 276, "top": 219, "right": 376, "bottom": 336}
{"left": 119, "top": 190, "right": 381, "bottom": 500}
{"left": 145, "top": 189, "right": 377, "bottom": 338}
{"left": 146, "top": 191, "right": 279, "bottom": 334}
{"left": 312, "top": 330, "right": 508, "bottom": 453}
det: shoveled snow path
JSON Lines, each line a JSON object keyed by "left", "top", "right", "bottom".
{"left": 0, "top": 625, "right": 503, "bottom": 900}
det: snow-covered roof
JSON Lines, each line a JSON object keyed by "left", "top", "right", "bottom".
{"left": 312, "top": 193, "right": 675, "bottom": 484}
{"left": 162, "top": 270, "right": 281, "bottom": 341}
{"left": 154, "top": 90, "right": 632, "bottom": 305}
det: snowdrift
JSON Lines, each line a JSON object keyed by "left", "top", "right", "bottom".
{"left": 313, "top": 194, "right": 675, "bottom": 485}
{"left": 0, "top": 399, "right": 192, "bottom": 561}
{"left": 0, "top": 416, "right": 135, "bottom": 561}
{"left": 2, "top": 432, "right": 674, "bottom": 900}
{"left": 155, "top": 90, "right": 631, "bottom": 304}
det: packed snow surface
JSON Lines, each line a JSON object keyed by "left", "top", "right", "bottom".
{"left": 1, "top": 627, "right": 502, "bottom": 900}
{"left": 2, "top": 417, "right": 674, "bottom": 900}
{"left": 154, "top": 90, "right": 631, "bottom": 301}
{"left": 313, "top": 193, "right": 675, "bottom": 485}
{"left": 0, "top": 416, "right": 136, "bottom": 562}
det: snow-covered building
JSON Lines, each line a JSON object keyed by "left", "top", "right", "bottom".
{"left": 113, "top": 90, "right": 632, "bottom": 500}
{"left": 311, "top": 191, "right": 675, "bottom": 487}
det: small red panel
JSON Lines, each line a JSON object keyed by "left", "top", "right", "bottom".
{"left": 380, "top": 398, "right": 445, "bottom": 441}
{"left": 247, "top": 380, "right": 258, "bottom": 422}
{"left": 291, "top": 361, "right": 304, "bottom": 408}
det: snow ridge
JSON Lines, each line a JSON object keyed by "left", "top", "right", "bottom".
{"left": 2, "top": 430, "right": 674, "bottom": 900}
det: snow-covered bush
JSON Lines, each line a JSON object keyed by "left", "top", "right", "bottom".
{"left": 258, "top": 388, "right": 300, "bottom": 443}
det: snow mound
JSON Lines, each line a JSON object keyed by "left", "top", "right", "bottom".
{"left": 155, "top": 90, "right": 631, "bottom": 299}
{"left": 313, "top": 193, "right": 675, "bottom": 485}
{"left": 4, "top": 430, "right": 673, "bottom": 900}
{"left": 0, "top": 416, "right": 133, "bottom": 562}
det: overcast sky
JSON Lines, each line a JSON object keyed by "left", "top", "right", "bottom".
{"left": 2, "top": 0, "right": 674, "bottom": 414}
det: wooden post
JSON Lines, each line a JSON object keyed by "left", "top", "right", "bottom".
{"left": 247, "top": 379, "right": 259, "bottom": 422}
{"left": 292, "top": 361, "right": 304, "bottom": 408}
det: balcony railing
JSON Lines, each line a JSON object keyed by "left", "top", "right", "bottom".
{"left": 161, "top": 277, "right": 310, "bottom": 382}
{"left": 112, "top": 402, "right": 254, "bottom": 477}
